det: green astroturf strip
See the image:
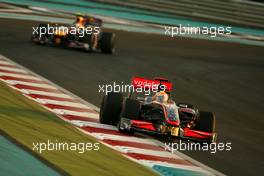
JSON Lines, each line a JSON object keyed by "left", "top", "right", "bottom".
{"left": 153, "top": 165, "right": 207, "bottom": 176}
{"left": 0, "top": 82, "right": 157, "bottom": 176}
{"left": 0, "top": 135, "right": 60, "bottom": 176}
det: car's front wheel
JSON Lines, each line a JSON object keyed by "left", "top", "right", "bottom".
{"left": 99, "top": 92, "right": 123, "bottom": 125}
{"left": 194, "top": 111, "right": 216, "bottom": 143}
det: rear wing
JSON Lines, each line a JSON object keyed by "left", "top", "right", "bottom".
{"left": 131, "top": 77, "right": 172, "bottom": 93}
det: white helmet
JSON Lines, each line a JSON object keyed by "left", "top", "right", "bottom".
{"left": 153, "top": 91, "right": 169, "bottom": 104}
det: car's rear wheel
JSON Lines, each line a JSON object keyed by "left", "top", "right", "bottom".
{"left": 99, "top": 92, "right": 123, "bottom": 125}
{"left": 100, "top": 32, "right": 115, "bottom": 54}
{"left": 194, "top": 111, "right": 216, "bottom": 143}
{"left": 31, "top": 23, "right": 49, "bottom": 45}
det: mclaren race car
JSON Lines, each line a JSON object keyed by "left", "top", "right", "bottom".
{"left": 31, "top": 14, "right": 115, "bottom": 54}
{"left": 100, "top": 77, "right": 217, "bottom": 143}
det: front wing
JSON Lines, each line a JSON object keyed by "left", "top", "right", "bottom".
{"left": 119, "top": 118, "right": 216, "bottom": 142}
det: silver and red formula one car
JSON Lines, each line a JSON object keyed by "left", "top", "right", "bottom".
{"left": 31, "top": 14, "right": 115, "bottom": 54}
{"left": 99, "top": 77, "right": 217, "bottom": 143}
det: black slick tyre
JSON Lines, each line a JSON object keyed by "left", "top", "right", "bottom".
{"left": 99, "top": 92, "right": 123, "bottom": 125}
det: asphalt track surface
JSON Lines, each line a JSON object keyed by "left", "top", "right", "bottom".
{"left": 0, "top": 18, "right": 263, "bottom": 176}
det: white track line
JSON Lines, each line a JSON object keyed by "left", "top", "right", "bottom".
{"left": 5, "top": 80, "right": 57, "bottom": 89}
{"left": 20, "top": 89, "right": 71, "bottom": 98}
{"left": 0, "top": 72, "right": 41, "bottom": 80}
{"left": 90, "top": 133, "right": 157, "bottom": 145}
{"left": 0, "top": 60, "right": 16, "bottom": 65}
{"left": 36, "top": 99, "right": 89, "bottom": 109}
{"left": 71, "top": 120, "right": 117, "bottom": 130}
{"left": 115, "top": 146, "right": 182, "bottom": 159}
{"left": 52, "top": 109, "right": 98, "bottom": 119}
{"left": 0, "top": 56, "right": 99, "bottom": 112}
{"left": 0, "top": 66, "right": 28, "bottom": 73}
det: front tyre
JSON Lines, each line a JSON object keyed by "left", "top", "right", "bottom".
{"left": 194, "top": 111, "right": 216, "bottom": 143}
{"left": 99, "top": 92, "right": 123, "bottom": 125}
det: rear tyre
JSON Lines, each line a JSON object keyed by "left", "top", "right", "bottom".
{"left": 100, "top": 32, "right": 115, "bottom": 54}
{"left": 194, "top": 111, "right": 216, "bottom": 143}
{"left": 99, "top": 92, "right": 123, "bottom": 125}
{"left": 31, "top": 23, "right": 49, "bottom": 45}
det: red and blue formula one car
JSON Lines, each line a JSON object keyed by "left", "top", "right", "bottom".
{"left": 31, "top": 14, "right": 115, "bottom": 54}
{"left": 100, "top": 77, "right": 217, "bottom": 143}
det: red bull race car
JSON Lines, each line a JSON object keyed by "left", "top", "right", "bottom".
{"left": 31, "top": 14, "right": 115, "bottom": 54}
{"left": 100, "top": 77, "right": 217, "bottom": 143}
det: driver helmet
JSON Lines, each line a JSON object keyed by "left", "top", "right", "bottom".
{"left": 153, "top": 91, "right": 169, "bottom": 104}
{"left": 75, "top": 15, "right": 85, "bottom": 28}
